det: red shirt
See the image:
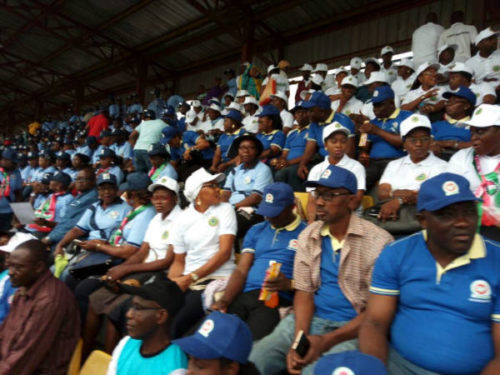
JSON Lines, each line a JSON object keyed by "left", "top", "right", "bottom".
{"left": 87, "top": 113, "right": 109, "bottom": 138}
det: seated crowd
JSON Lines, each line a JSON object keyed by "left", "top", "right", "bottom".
{"left": 0, "top": 14, "right": 499, "bottom": 375}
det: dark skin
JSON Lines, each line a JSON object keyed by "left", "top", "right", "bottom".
{"left": 221, "top": 140, "right": 263, "bottom": 209}
{"left": 470, "top": 126, "right": 500, "bottom": 156}
{"left": 335, "top": 84, "right": 357, "bottom": 114}
{"left": 32, "top": 180, "right": 67, "bottom": 229}
{"left": 210, "top": 118, "right": 241, "bottom": 173}
{"left": 8, "top": 247, "right": 46, "bottom": 288}
{"left": 382, "top": 52, "right": 393, "bottom": 70}
{"left": 258, "top": 116, "right": 282, "bottom": 160}
{"left": 287, "top": 187, "right": 361, "bottom": 374}
{"left": 298, "top": 107, "right": 355, "bottom": 179}
{"left": 212, "top": 206, "right": 296, "bottom": 313}
{"left": 359, "top": 202, "right": 500, "bottom": 374}
{"left": 187, "top": 357, "right": 239, "bottom": 375}
{"left": 439, "top": 48, "right": 455, "bottom": 65}
{"left": 274, "top": 108, "right": 309, "bottom": 170}
{"left": 401, "top": 68, "right": 444, "bottom": 114}
{"left": 378, "top": 128, "right": 431, "bottom": 221}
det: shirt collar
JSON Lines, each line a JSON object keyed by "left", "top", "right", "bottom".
{"left": 388, "top": 108, "right": 400, "bottom": 119}
{"left": 271, "top": 214, "right": 301, "bottom": 232}
{"left": 319, "top": 110, "right": 335, "bottom": 126}
{"left": 320, "top": 224, "right": 345, "bottom": 251}
{"left": 21, "top": 269, "right": 51, "bottom": 299}
{"left": 445, "top": 115, "right": 470, "bottom": 124}
{"left": 262, "top": 129, "right": 278, "bottom": 136}
{"left": 402, "top": 152, "right": 434, "bottom": 166}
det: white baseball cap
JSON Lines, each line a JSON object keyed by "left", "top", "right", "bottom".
{"left": 185, "top": 110, "right": 198, "bottom": 124}
{"left": 438, "top": 44, "right": 458, "bottom": 57}
{"left": 313, "top": 63, "right": 328, "bottom": 72}
{"left": 323, "top": 122, "right": 351, "bottom": 141}
{"left": 311, "top": 73, "right": 324, "bottom": 85}
{"left": 325, "top": 87, "right": 340, "bottom": 96}
{"left": 341, "top": 75, "right": 359, "bottom": 88}
{"left": 0, "top": 232, "right": 36, "bottom": 253}
{"left": 184, "top": 168, "right": 225, "bottom": 203}
{"left": 243, "top": 96, "right": 259, "bottom": 106}
{"left": 236, "top": 90, "right": 249, "bottom": 98}
{"left": 381, "top": 46, "right": 394, "bottom": 56}
{"left": 270, "top": 91, "right": 288, "bottom": 103}
{"left": 299, "top": 63, "right": 313, "bottom": 71}
{"left": 365, "top": 57, "right": 380, "bottom": 66}
{"left": 400, "top": 114, "right": 432, "bottom": 137}
{"left": 415, "top": 62, "right": 440, "bottom": 78}
{"left": 208, "top": 103, "right": 221, "bottom": 112}
{"left": 148, "top": 176, "right": 179, "bottom": 196}
{"left": 267, "top": 64, "right": 276, "bottom": 74}
{"left": 460, "top": 104, "right": 500, "bottom": 128}
{"left": 350, "top": 57, "right": 362, "bottom": 70}
{"left": 228, "top": 102, "right": 242, "bottom": 111}
{"left": 475, "top": 27, "right": 500, "bottom": 45}
{"left": 363, "top": 71, "right": 389, "bottom": 85}
{"left": 448, "top": 62, "right": 473, "bottom": 75}
{"left": 335, "top": 66, "right": 349, "bottom": 75}
{"left": 397, "top": 59, "right": 414, "bottom": 71}
{"left": 191, "top": 100, "right": 202, "bottom": 108}
{"left": 300, "top": 89, "right": 316, "bottom": 100}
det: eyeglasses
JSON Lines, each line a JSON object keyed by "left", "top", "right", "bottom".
{"left": 202, "top": 182, "right": 220, "bottom": 189}
{"left": 311, "top": 190, "right": 351, "bottom": 201}
{"left": 405, "top": 136, "right": 431, "bottom": 144}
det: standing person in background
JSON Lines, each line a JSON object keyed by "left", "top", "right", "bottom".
{"left": 412, "top": 12, "right": 444, "bottom": 68}
{"left": 86, "top": 109, "right": 110, "bottom": 138}
{"left": 438, "top": 10, "right": 478, "bottom": 62}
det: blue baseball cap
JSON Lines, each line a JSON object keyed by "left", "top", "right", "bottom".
{"left": 304, "top": 165, "right": 358, "bottom": 194}
{"left": 51, "top": 171, "right": 71, "bottom": 188}
{"left": 41, "top": 172, "right": 53, "bottom": 185}
{"left": 73, "top": 153, "right": 90, "bottom": 164}
{"left": 314, "top": 351, "right": 387, "bottom": 375}
{"left": 173, "top": 311, "right": 252, "bottom": 364}
{"left": 147, "top": 142, "right": 169, "bottom": 158}
{"left": 119, "top": 172, "right": 151, "bottom": 191}
{"left": 17, "top": 153, "right": 27, "bottom": 162}
{"left": 27, "top": 151, "right": 39, "bottom": 159}
{"left": 97, "top": 172, "right": 117, "bottom": 186}
{"left": 291, "top": 100, "right": 306, "bottom": 113}
{"left": 2, "top": 148, "right": 18, "bottom": 163}
{"left": 99, "top": 130, "right": 112, "bottom": 139}
{"left": 257, "top": 104, "right": 280, "bottom": 117}
{"left": 302, "top": 91, "right": 331, "bottom": 110}
{"left": 224, "top": 109, "right": 243, "bottom": 123}
{"left": 372, "top": 86, "right": 395, "bottom": 104}
{"left": 143, "top": 109, "right": 156, "bottom": 119}
{"left": 98, "top": 147, "right": 116, "bottom": 159}
{"left": 417, "top": 173, "right": 479, "bottom": 212}
{"left": 443, "top": 85, "right": 476, "bottom": 106}
{"left": 256, "top": 183, "right": 295, "bottom": 218}
{"left": 162, "top": 106, "right": 176, "bottom": 117}
{"left": 161, "top": 126, "right": 179, "bottom": 144}
{"left": 56, "top": 151, "right": 71, "bottom": 161}
{"left": 39, "top": 149, "right": 55, "bottom": 160}
{"left": 86, "top": 136, "right": 97, "bottom": 146}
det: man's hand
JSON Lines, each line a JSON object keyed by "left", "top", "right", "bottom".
{"left": 79, "top": 239, "right": 105, "bottom": 252}
{"left": 359, "top": 121, "right": 377, "bottom": 135}
{"left": 298, "top": 164, "right": 309, "bottom": 180}
{"left": 106, "top": 264, "right": 131, "bottom": 282}
{"left": 378, "top": 199, "right": 401, "bottom": 222}
{"left": 286, "top": 335, "right": 326, "bottom": 374}
{"left": 263, "top": 272, "right": 292, "bottom": 292}
{"left": 173, "top": 275, "right": 192, "bottom": 291}
{"left": 211, "top": 299, "right": 229, "bottom": 313}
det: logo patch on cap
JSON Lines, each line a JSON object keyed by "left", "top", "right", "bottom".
{"left": 475, "top": 108, "right": 483, "bottom": 116}
{"left": 469, "top": 280, "right": 491, "bottom": 302}
{"left": 373, "top": 90, "right": 379, "bottom": 97}
{"left": 321, "top": 169, "right": 331, "bottom": 179}
{"left": 333, "top": 367, "right": 355, "bottom": 375}
{"left": 265, "top": 193, "right": 274, "bottom": 203}
{"left": 335, "top": 123, "right": 342, "bottom": 129}
{"left": 198, "top": 319, "right": 215, "bottom": 337}
{"left": 442, "top": 181, "right": 459, "bottom": 196}
{"left": 102, "top": 173, "right": 111, "bottom": 179}
{"left": 411, "top": 115, "right": 419, "bottom": 122}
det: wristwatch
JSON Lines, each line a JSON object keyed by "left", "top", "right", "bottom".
{"left": 190, "top": 273, "right": 199, "bottom": 282}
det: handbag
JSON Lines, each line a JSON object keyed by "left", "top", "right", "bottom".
{"left": 363, "top": 201, "right": 421, "bottom": 235}
{"left": 68, "top": 250, "right": 123, "bottom": 280}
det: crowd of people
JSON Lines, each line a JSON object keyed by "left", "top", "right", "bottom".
{"left": 0, "top": 10, "right": 499, "bottom": 375}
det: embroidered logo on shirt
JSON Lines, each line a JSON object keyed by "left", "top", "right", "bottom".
{"left": 244, "top": 176, "right": 252, "bottom": 184}
{"left": 469, "top": 280, "right": 492, "bottom": 302}
{"left": 198, "top": 319, "right": 215, "bottom": 337}
{"left": 287, "top": 239, "right": 298, "bottom": 251}
{"left": 493, "top": 65, "right": 500, "bottom": 72}
{"left": 265, "top": 193, "right": 274, "bottom": 203}
{"left": 415, "top": 173, "right": 427, "bottom": 181}
{"left": 208, "top": 216, "right": 219, "bottom": 227}
{"left": 442, "top": 181, "right": 459, "bottom": 196}
{"left": 321, "top": 169, "right": 331, "bottom": 179}
{"left": 109, "top": 211, "right": 119, "bottom": 219}
{"left": 332, "top": 367, "right": 355, "bottom": 375}
{"left": 162, "top": 231, "right": 169, "bottom": 240}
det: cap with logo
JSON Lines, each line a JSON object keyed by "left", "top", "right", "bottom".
{"left": 438, "top": 44, "right": 458, "bottom": 57}
{"left": 0, "top": 232, "right": 37, "bottom": 254}
{"left": 143, "top": 109, "right": 156, "bottom": 119}
{"left": 311, "top": 73, "right": 325, "bottom": 85}
{"left": 207, "top": 103, "right": 221, "bottom": 113}
{"left": 243, "top": 96, "right": 259, "bottom": 107}
{"left": 148, "top": 175, "right": 179, "bottom": 196}
{"left": 302, "top": 91, "right": 331, "bottom": 110}
{"left": 414, "top": 62, "right": 440, "bottom": 81}
{"left": 365, "top": 57, "right": 380, "bottom": 67}
{"left": 97, "top": 172, "right": 117, "bottom": 186}
{"left": 400, "top": 114, "right": 432, "bottom": 138}
{"left": 51, "top": 171, "right": 71, "bottom": 188}
{"left": 443, "top": 85, "right": 476, "bottom": 106}
{"left": 475, "top": 27, "right": 499, "bottom": 45}
{"left": 224, "top": 109, "right": 243, "bottom": 123}
{"left": 341, "top": 75, "right": 359, "bottom": 88}
{"left": 270, "top": 91, "right": 288, "bottom": 103}
{"left": 314, "top": 351, "right": 388, "bottom": 375}
{"left": 184, "top": 168, "right": 225, "bottom": 203}
{"left": 323, "top": 122, "right": 351, "bottom": 141}
{"left": 1, "top": 148, "right": 18, "bottom": 163}
{"left": 40, "top": 149, "right": 55, "bottom": 160}
{"left": 447, "top": 62, "right": 473, "bottom": 75}
{"left": 119, "top": 172, "right": 152, "bottom": 191}
{"left": 363, "top": 71, "right": 389, "bottom": 86}
{"left": 41, "top": 172, "right": 53, "bottom": 185}
{"left": 74, "top": 153, "right": 90, "bottom": 164}
{"left": 257, "top": 104, "right": 281, "bottom": 117}
{"left": 313, "top": 63, "right": 329, "bottom": 72}
{"left": 397, "top": 59, "right": 414, "bottom": 71}
{"left": 27, "top": 151, "right": 39, "bottom": 160}
{"left": 173, "top": 311, "right": 252, "bottom": 364}
{"left": 381, "top": 45, "right": 394, "bottom": 56}
{"left": 350, "top": 57, "right": 362, "bottom": 70}
{"left": 459, "top": 104, "right": 500, "bottom": 128}
{"left": 336, "top": 66, "right": 349, "bottom": 76}
{"left": 236, "top": 90, "right": 249, "bottom": 98}
{"left": 56, "top": 151, "right": 71, "bottom": 161}
{"left": 119, "top": 273, "right": 184, "bottom": 315}
{"left": 98, "top": 147, "right": 116, "bottom": 159}
{"left": 371, "top": 86, "right": 395, "bottom": 104}
{"left": 255, "top": 182, "right": 295, "bottom": 218}
{"left": 147, "top": 142, "right": 169, "bottom": 158}
{"left": 299, "top": 63, "right": 313, "bottom": 71}
{"left": 304, "top": 164, "right": 358, "bottom": 194}
{"left": 99, "top": 130, "right": 112, "bottom": 139}
{"left": 417, "top": 173, "right": 479, "bottom": 212}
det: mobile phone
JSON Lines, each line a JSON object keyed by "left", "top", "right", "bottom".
{"left": 292, "top": 330, "right": 310, "bottom": 358}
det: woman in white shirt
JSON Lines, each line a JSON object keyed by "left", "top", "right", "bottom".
{"left": 377, "top": 114, "right": 448, "bottom": 221}
{"left": 169, "top": 168, "right": 237, "bottom": 338}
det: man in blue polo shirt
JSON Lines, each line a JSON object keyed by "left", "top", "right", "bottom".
{"left": 213, "top": 183, "right": 307, "bottom": 340}
{"left": 297, "top": 92, "right": 355, "bottom": 180}
{"left": 360, "top": 172, "right": 500, "bottom": 375}
{"left": 358, "top": 86, "right": 412, "bottom": 190}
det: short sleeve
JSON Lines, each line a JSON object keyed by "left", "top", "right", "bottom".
{"left": 271, "top": 131, "right": 286, "bottom": 150}
{"left": 369, "top": 245, "right": 401, "bottom": 296}
{"left": 218, "top": 203, "right": 237, "bottom": 236}
{"left": 223, "top": 169, "right": 235, "bottom": 191}
{"left": 75, "top": 207, "right": 92, "bottom": 232}
{"left": 13, "top": 171, "right": 22, "bottom": 190}
{"left": 143, "top": 219, "right": 155, "bottom": 244}
{"left": 379, "top": 160, "right": 398, "bottom": 186}
{"left": 284, "top": 131, "right": 293, "bottom": 150}
{"left": 241, "top": 225, "right": 258, "bottom": 254}
{"left": 492, "top": 282, "right": 500, "bottom": 323}
{"left": 135, "top": 124, "right": 142, "bottom": 133}
{"left": 252, "top": 164, "right": 273, "bottom": 195}
{"left": 124, "top": 215, "right": 150, "bottom": 247}
{"left": 106, "top": 336, "right": 129, "bottom": 375}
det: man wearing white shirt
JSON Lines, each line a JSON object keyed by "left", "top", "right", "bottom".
{"left": 380, "top": 46, "right": 398, "bottom": 84}
{"left": 330, "top": 76, "right": 363, "bottom": 116}
{"left": 466, "top": 27, "right": 500, "bottom": 87}
{"left": 270, "top": 92, "right": 294, "bottom": 135}
{"left": 313, "top": 63, "right": 336, "bottom": 91}
{"left": 447, "top": 62, "right": 497, "bottom": 105}
{"left": 412, "top": 13, "right": 445, "bottom": 67}
{"left": 438, "top": 11, "right": 478, "bottom": 62}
